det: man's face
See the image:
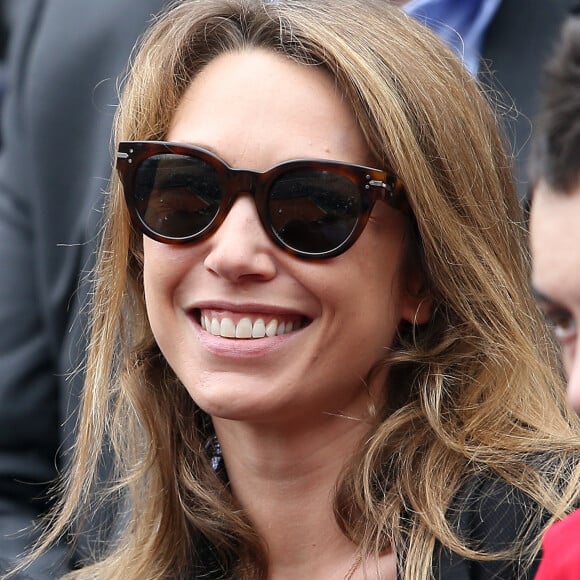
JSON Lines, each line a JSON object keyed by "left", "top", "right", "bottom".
{"left": 530, "top": 178, "right": 580, "bottom": 413}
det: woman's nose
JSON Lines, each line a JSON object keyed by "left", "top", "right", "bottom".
{"left": 203, "top": 195, "right": 278, "bottom": 283}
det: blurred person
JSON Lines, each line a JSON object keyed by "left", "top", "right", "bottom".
{"left": 0, "top": 1, "right": 167, "bottom": 577}
{"left": 404, "top": 0, "right": 577, "bottom": 199}
{"left": 11, "top": 0, "right": 580, "bottom": 578}
{"left": 528, "top": 9, "right": 580, "bottom": 580}
{"left": 0, "top": 0, "right": 12, "bottom": 145}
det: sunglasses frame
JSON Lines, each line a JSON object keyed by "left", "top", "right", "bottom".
{"left": 117, "top": 141, "right": 407, "bottom": 259}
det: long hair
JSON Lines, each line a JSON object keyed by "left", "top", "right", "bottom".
{"left": 18, "top": 1, "right": 580, "bottom": 578}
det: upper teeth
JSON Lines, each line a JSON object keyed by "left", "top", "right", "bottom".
{"left": 200, "top": 316, "right": 300, "bottom": 339}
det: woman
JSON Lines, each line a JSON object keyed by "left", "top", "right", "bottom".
{"left": 19, "top": 0, "right": 580, "bottom": 578}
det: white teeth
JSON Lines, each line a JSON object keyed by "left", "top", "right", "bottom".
{"left": 252, "top": 319, "right": 266, "bottom": 338}
{"left": 265, "top": 319, "right": 278, "bottom": 337}
{"left": 235, "top": 317, "right": 252, "bottom": 339}
{"left": 202, "top": 315, "right": 301, "bottom": 339}
{"left": 220, "top": 318, "right": 235, "bottom": 338}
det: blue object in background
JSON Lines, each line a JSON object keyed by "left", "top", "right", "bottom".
{"left": 404, "top": 0, "right": 502, "bottom": 76}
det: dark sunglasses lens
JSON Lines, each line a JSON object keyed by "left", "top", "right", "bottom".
{"left": 268, "top": 170, "right": 361, "bottom": 255}
{"left": 134, "top": 154, "right": 221, "bottom": 239}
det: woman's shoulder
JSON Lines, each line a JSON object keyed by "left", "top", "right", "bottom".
{"left": 433, "top": 473, "right": 544, "bottom": 579}
{"left": 450, "top": 471, "right": 541, "bottom": 541}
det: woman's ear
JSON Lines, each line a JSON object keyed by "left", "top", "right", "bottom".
{"left": 400, "top": 268, "right": 433, "bottom": 325}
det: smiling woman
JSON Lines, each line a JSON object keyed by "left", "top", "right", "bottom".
{"left": 12, "top": 1, "right": 580, "bottom": 579}
{"left": 139, "top": 49, "right": 420, "bottom": 429}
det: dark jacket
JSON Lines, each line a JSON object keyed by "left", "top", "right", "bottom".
{"left": 434, "top": 475, "right": 545, "bottom": 579}
{"left": 0, "top": 2, "right": 167, "bottom": 576}
{"left": 480, "top": 0, "right": 579, "bottom": 199}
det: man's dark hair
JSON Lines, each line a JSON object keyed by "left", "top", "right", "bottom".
{"left": 529, "top": 13, "right": 580, "bottom": 192}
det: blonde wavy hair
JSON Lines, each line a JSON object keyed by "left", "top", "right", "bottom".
{"left": 17, "top": 0, "right": 580, "bottom": 578}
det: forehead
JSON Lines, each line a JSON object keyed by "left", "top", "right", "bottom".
{"left": 167, "top": 49, "right": 372, "bottom": 170}
{"left": 530, "top": 179, "right": 580, "bottom": 304}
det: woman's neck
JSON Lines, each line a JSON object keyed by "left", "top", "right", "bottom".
{"left": 212, "top": 415, "right": 394, "bottom": 579}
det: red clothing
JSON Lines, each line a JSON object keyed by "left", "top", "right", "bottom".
{"left": 535, "top": 509, "right": 580, "bottom": 579}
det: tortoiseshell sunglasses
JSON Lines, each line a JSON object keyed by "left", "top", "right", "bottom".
{"left": 117, "top": 141, "right": 407, "bottom": 260}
